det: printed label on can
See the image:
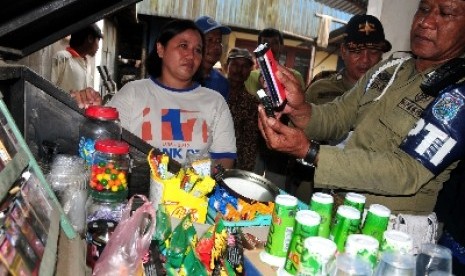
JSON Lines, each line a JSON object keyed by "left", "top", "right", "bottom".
{"left": 265, "top": 203, "right": 297, "bottom": 257}
{"left": 310, "top": 201, "right": 332, "bottom": 238}
{"left": 330, "top": 207, "right": 361, "bottom": 252}
{"left": 284, "top": 215, "right": 320, "bottom": 274}
{"left": 361, "top": 212, "right": 389, "bottom": 243}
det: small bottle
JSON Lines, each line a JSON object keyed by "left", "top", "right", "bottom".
{"left": 79, "top": 106, "right": 122, "bottom": 166}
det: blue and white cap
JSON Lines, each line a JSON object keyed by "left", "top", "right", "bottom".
{"left": 194, "top": 15, "right": 231, "bottom": 35}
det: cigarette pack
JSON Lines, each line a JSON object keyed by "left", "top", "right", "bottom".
{"left": 254, "top": 43, "right": 286, "bottom": 108}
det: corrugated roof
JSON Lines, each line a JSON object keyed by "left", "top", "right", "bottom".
{"left": 137, "top": 0, "right": 354, "bottom": 41}
{"left": 314, "top": 0, "right": 367, "bottom": 14}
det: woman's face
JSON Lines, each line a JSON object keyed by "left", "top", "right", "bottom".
{"left": 157, "top": 29, "right": 203, "bottom": 86}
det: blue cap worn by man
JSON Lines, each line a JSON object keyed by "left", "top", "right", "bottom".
{"left": 195, "top": 16, "right": 232, "bottom": 101}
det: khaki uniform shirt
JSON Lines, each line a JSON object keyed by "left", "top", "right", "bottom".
{"left": 305, "top": 71, "right": 353, "bottom": 104}
{"left": 305, "top": 56, "right": 460, "bottom": 214}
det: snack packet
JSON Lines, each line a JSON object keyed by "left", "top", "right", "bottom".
{"left": 178, "top": 246, "right": 208, "bottom": 276}
{"left": 166, "top": 214, "right": 197, "bottom": 269}
{"left": 154, "top": 204, "right": 172, "bottom": 253}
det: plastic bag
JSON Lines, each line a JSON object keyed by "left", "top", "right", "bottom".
{"left": 92, "top": 194, "right": 156, "bottom": 276}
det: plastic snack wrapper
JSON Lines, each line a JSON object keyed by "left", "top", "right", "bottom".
{"left": 189, "top": 176, "right": 216, "bottom": 198}
{"left": 226, "top": 228, "right": 244, "bottom": 275}
{"left": 210, "top": 218, "right": 228, "bottom": 271}
{"left": 165, "top": 214, "right": 198, "bottom": 269}
{"left": 149, "top": 152, "right": 214, "bottom": 223}
{"left": 195, "top": 223, "right": 217, "bottom": 270}
{"left": 92, "top": 195, "right": 155, "bottom": 276}
{"left": 186, "top": 151, "right": 211, "bottom": 177}
{"left": 177, "top": 246, "right": 208, "bottom": 276}
{"left": 154, "top": 204, "right": 172, "bottom": 253}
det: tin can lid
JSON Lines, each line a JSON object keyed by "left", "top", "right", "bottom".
{"left": 345, "top": 192, "right": 366, "bottom": 204}
{"left": 95, "top": 139, "right": 129, "bottom": 154}
{"left": 368, "top": 203, "right": 391, "bottom": 217}
{"left": 296, "top": 210, "right": 321, "bottom": 226}
{"left": 304, "top": 236, "right": 337, "bottom": 257}
{"left": 85, "top": 106, "right": 119, "bottom": 120}
{"left": 311, "top": 192, "right": 334, "bottom": 204}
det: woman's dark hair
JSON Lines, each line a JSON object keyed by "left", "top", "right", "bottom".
{"left": 146, "top": 19, "right": 205, "bottom": 82}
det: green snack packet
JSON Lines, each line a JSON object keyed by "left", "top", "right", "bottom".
{"left": 180, "top": 246, "right": 208, "bottom": 276}
{"left": 166, "top": 214, "right": 198, "bottom": 269}
{"left": 154, "top": 204, "right": 172, "bottom": 252}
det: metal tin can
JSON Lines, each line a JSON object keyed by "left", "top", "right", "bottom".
{"left": 343, "top": 192, "right": 366, "bottom": 213}
{"left": 361, "top": 204, "right": 391, "bottom": 243}
{"left": 299, "top": 237, "right": 337, "bottom": 276}
{"left": 309, "top": 192, "right": 333, "bottom": 238}
{"left": 330, "top": 205, "right": 361, "bottom": 252}
{"left": 260, "top": 195, "right": 298, "bottom": 267}
{"left": 345, "top": 234, "right": 380, "bottom": 269}
{"left": 380, "top": 230, "right": 413, "bottom": 255}
{"left": 283, "top": 210, "right": 321, "bottom": 275}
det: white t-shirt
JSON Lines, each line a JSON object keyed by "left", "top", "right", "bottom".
{"left": 51, "top": 48, "right": 94, "bottom": 93}
{"left": 108, "top": 78, "right": 237, "bottom": 164}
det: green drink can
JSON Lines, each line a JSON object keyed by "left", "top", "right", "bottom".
{"left": 309, "top": 192, "right": 333, "bottom": 238}
{"left": 380, "top": 230, "right": 413, "bottom": 255}
{"left": 330, "top": 205, "right": 361, "bottom": 252}
{"left": 298, "top": 237, "right": 337, "bottom": 276}
{"left": 344, "top": 234, "right": 380, "bottom": 269}
{"left": 281, "top": 210, "right": 321, "bottom": 275}
{"left": 361, "top": 204, "right": 391, "bottom": 243}
{"left": 343, "top": 192, "right": 366, "bottom": 213}
{"left": 260, "top": 194, "right": 298, "bottom": 267}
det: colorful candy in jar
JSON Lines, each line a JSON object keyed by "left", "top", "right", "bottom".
{"left": 89, "top": 139, "right": 130, "bottom": 193}
{"left": 90, "top": 161, "right": 127, "bottom": 192}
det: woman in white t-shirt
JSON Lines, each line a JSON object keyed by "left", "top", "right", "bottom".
{"left": 72, "top": 19, "right": 237, "bottom": 168}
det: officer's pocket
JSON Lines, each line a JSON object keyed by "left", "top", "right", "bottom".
{"left": 379, "top": 105, "right": 418, "bottom": 143}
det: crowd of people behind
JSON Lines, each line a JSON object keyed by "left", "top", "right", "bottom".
{"left": 63, "top": 1, "right": 465, "bottom": 274}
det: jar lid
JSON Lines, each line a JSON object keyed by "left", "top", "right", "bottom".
{"left": 85, "top": 106, "right": 119, "bottom": 120}
{"left": 95, "top": 139, "right": 129, "bottom": 154}
{"left": 89, "top": 189, "right": 128, "bottom": 202}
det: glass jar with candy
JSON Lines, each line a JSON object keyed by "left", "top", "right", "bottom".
{"left": 79, "top": 106, "right": 122, "bottom": 166}
{"left": 89, "top": 139, "right": 130, "bottom": 194}
{"left": 86, "top": 138, "right": 130, "bottom": 268}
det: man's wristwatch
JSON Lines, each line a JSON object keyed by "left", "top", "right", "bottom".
{"left": 297, "top": 140, "right": 320, "bottom": 167}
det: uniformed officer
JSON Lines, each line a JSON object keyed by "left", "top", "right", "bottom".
{"left": 291, "top": 15, "right": 392, "bottom": 200}
{"left": 306, "top": 14, "right": 391, "bottom": 105}
{"left": 258, "top": 0, "right": 465, "bottom": 215}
